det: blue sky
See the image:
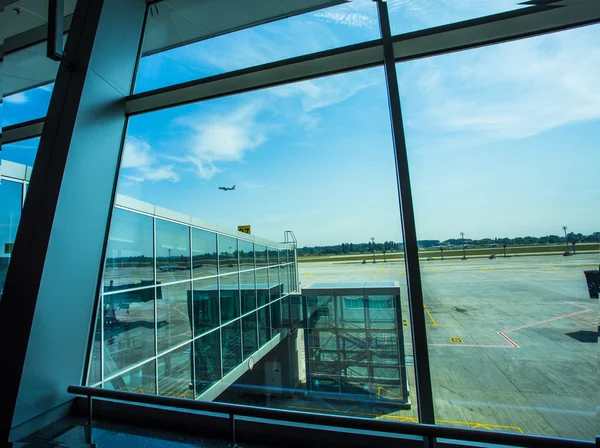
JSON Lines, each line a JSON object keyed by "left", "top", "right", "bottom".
{"left": 3, "top": 1, "right": 599, "bottom": 246}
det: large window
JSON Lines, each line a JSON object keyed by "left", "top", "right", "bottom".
{"left": 0, "top": 180, "right": 23, "bottom": 298}
{"left": 135, "top": 1, "right": 378, "bottom": 93}
{"left": 398, "top": 25, "right": 599, "bottom": 440}
{"left": 78, "top": 2, "right": 598, "bottom": 444}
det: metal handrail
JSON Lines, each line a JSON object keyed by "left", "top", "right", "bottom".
{"left": 68, "top": 385, "right": 593, "bottom": 448}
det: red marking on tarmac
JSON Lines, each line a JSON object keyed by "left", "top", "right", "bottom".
{"left": 423, "top": 302, "right": 593, "bottom": 350}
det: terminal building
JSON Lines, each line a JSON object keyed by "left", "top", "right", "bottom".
{"left": 1, "top": 1, "right": 597, "bottom": 447}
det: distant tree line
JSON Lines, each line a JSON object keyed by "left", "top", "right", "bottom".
{"left": 297, "top": 232, "right": 600, "bottom": 256}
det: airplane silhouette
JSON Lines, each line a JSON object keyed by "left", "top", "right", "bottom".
{"left": 218, "top": 185, "right": 236, "bottom": 191}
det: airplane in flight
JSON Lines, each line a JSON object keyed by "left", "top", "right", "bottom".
{"left": 218, "top": 185, "right": 236, "bottom": 191}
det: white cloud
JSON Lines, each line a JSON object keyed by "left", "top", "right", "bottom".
{"left": 312, "top": 10, "right": 375, "bottom": 29}
{"left": 401, "top": 25, "right": 600, "bottom": 145}
{"left": 271, "top": 72, "right": 379, "bottom": 112}
{"left": 4, "top": 92, "right": 28, "bottom": 104}
{"left": 121, "top": 137, "right": 179, "bottom": 183}
{"left": 174, "top": 103, "right": 266, "bottom": 180}
{"left": 39, "top": 84, "right": 54, "bottom": 93}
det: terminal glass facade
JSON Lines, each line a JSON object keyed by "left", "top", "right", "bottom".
{"left": 90, "top": 198, "right": 298, "bottom": 400}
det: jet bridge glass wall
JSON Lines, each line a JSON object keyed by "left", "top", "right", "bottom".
{"left": 303, "top": 283, "right": 409, "bottom": 406}
{"left": 89, "top": 203, "right": 299, "bottom": 400}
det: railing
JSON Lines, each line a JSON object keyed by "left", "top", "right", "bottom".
{"left": 67, "top": 385, "right": 593, "bottom": 448}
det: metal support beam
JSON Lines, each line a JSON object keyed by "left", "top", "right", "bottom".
{"left": 0, "top": 0, "right": 147, "bottom": 443}
{"left": 1, "top": 119, "right": 45, "bottom": 146}
{"left": 376, "top": 0, "right": 435, "bottom": 426}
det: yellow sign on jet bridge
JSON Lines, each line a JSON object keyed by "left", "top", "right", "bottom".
{"left": 238, "top": 225, "right": 251, "bottom": 234}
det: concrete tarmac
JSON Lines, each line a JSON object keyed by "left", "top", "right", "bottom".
{"left": 298, "top": 254, "right": 598, "bottom": 440}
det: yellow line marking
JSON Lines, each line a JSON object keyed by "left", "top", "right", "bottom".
{"left": 302, "top": 274, "right": 313, "bottom": 276}
{"left": 289, "top": 405, "right": 523, "bottom": 434}
{"left": 376, "top": 270, "right": 389, "bottom": 274}
{"left": 427, "top": 324, "right": 460, "bottom": 327}
{"left": 423, "top": 304, "right": 437, "bottom": 326}
{"left": 480, "top": 267, "right": 495, "bottom": 270}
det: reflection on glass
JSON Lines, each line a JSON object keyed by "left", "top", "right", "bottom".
{"left": 191, "top": 277, "right": 219, "bottom": 336}
{"left": 88, "top": 306, "right": 102, "bottom": 385}
{"left": 104, "top": 208, "right": 153, "bottom": 291}
{"left": 239, "top": 239, "right": 255, "bottom": 270}
{"left": 158, "top": 343, "right": 193, "bottom": 399}
{"left": 157, "top": 282, "right": 192, "bottom": 353}
{"left": 218, "top": 235, "right": 238, "bottom": 274}
{"left": 255, "top": 244, "right": 267, "bottom": 267}
{"left": 195, "top": 329, "right": 221, "bottom": 396}
{"left": 240, "top": 270, "right": 256, "bottom": 314}
{"left": 0, "top": 180, "right": 22, "bottom": 298}
{"left": 242, "top": 312, "right": 258, "bottom": 360}
{"left": 269, "top": 267, "right": 280, "bottom": 303}
{"left": 270, "top": 301, "right": 281, "bottom": 337}
{"left": 268, "top": 247, "right": 278, "bottom": 266}
{"left": 256, "top": 269, "right": 269, "bottom": 307}
{"left": 258, "top": 307, "right": 271, "bottom": 347}
{"left": 279, "top": 249, "right": 288, "bottom": 265}
{"left": 220, "top": 273, "right": 240, "bottom": 324}
{"left": 222, "top": 320, "right": 242, "bottom": 376}
{"left": 192, "top": 228, "right": 217, "bottom": 278}
{"left": 156, "top": 219, "right": 190, "bottom": 283}
{"left": 339, "top": 295, "right": 366, "bottom": 326}
{"left": 103, "top": 289, "right": 155, "bottom": 376}
{"left": 105, "top": 360, "right": 156, "bottom": 394}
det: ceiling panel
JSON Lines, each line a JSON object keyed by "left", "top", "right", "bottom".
{"left": 1, "top": 0, "right": 77, "bottom": 41}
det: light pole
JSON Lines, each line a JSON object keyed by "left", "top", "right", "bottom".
{"left": 371, "top": 237, "right": 376, "bottom": 263}
{"left": 460, "top": 232, "right": 466, "bottom": 260}
{"left": 562, "top": 226, "right": 568, "bottom": 252}
{"left": 440, "top": 246, "right": 444, "bottom": 260}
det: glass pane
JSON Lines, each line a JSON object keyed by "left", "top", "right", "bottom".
{"left": 0, "top": 138, "right": 39, "bottom": 166}
{"left": 135, "top": 2, "right": 378, "bottom": 93}
{"left": 194, "top": 329, "right": 221, "bottom": 396}
{"left": 240, "top": 269, "right": 256, "bottom": 314}
{"left": 388, "top": 0, "right": 527, "bottom": 36}
{"left": 2, "top": 83, "right": 54, "bottom": 127}
{"left": 268, "top": 247, "right": 278, "bottom": 266}
{"left": 157, "top": 282, "right": 192, "bottom": 353}
{"left": 158, "top": 343, "right": 193, "bottom": 399}
{"left": 339, "top": 295, "right": 366, "bottom": 327}
{"left": 255, "top": 244, "right": 267, "bottom": 267}
{"left": 270, "top": 301, "right": 282, "bottom": 337}
{"left": 88, "top": 305, "right": 102, "bottom": 385}
{"left": 0, "top": 180, "right": 22, "bottom": 298}
{"left": 192, "top": 228, "right": 217, "bottom": 278}
{"left": 242, "top": 312, "right": 258, "bottom": 360}
{"left": 269, "top": 267, "right": 280, "bottom": 303}
{"left": 239, "top": 239, "right": 255, "bottom": 270}
{"left": 220, "top": 273, "right": 240, "bottom": 324}
{"left": 105, "top": 360, "right": 156, "bottom": 394}
{"left": 156, "top": 219, "right": 190, "bottom": 283}
{"left": 256, "top": 268, "right": 269, "bottom": 307}
{"left": 258, "top": 306, "right": 271, "bottom": 347}
{"left": 222, "top": 320, "right": 242, "bottom": 376}
{"left": 218, "top": 235, "right": 238, "bottom": 274}
{"left": 398, "top": 26, "right": 599, "bottom": 440}
{"left": 192, "top": 277, "right": 219, "bottom": 336}
{"left": 103, "top": 289, "right": 155, "bottom": 377}
{"left": 104, "top": 208, "right": 154, "bottom": 292}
